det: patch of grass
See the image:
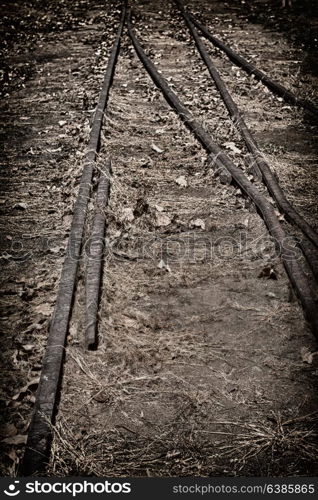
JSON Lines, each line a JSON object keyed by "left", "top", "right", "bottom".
{"left": 219, "top": 411, "right": 318, "bottom": 475}
{"left": 48, "top": 409, "right": 318, "bottom": 476}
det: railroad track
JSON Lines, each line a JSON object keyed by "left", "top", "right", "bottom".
{"left": 21, "top": 0, "right": 318, "bottom": 475}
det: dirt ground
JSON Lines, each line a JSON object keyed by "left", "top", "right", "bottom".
{"left": 1, "top": 0, "right": 318, "bottom": 477}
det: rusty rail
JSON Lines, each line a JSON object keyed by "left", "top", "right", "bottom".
{"left": 85, "top": 161, "right": 111, "bottom": 349}
{"left": 174, "top": 0, "right": 318, "bottom": 257}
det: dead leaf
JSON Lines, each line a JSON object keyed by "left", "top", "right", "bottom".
{"left": 63, "top": 214, "right": 73, "bottom": 228}
{"left": 1, "top": 435, "right": 27, "bottom": 445}
{"left": 190, "top": 218, "right": 205, "bottom": 230}
{"left": 175, "top": 175, "right": 188, "bottom": 188}
{"left": 23, "top": 322, "right": 43, "bottom": 334}
{"left": 49, "top": 246, "right": 62, "bottom": 254}
{"left": 301, "top": 347, "right": 317, "bottom": 364}
{"left": 0, "top": 423, "right": 18, "bottom": 439}
{"left": 22, "top": 344, "right": 36, "bottom": 352}
{"left": 155, "top": 213, "right": 171, "bottom": 227}
{"left": 0, "top": 253, "right": 13, "bottom": 260}
{"left": 46, "top": 147, "right": 62, "bottom": 153}
{"left": 274, "top": 210, "right": 285, "bottom": 222}
{"left": 121, "top": 207, "right": 135, "bottom": 222}
{"left": 151, "top": 143, "right": 164, "bottom": 153}
{"left": 5, "top": 449, "right": 18, "bottom": 462}
{"left": 155, "top": 205, "right": 164, "bottom": 212}
{"left": 258, "top": 266, "right": 278, "bottom": 280}
{"left": 12, "top": 377, "right": 40, "bottom": 401}
{"left": 223, "top": 141, "right": 242, "bottom": 155}
{"left": 34, "top": 303, "right": 52, "bottom": 316}
{"left": 134, "top": 198, "right": 149, "bottom": 218}
{"left": 14, "top": 202, "right": 27, "bottom": 210}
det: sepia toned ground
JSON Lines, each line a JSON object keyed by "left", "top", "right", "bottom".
{"left": 1, "top": 0, "right": 318, "bottom": 476}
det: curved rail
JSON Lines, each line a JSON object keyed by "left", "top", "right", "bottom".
{"left": 85, "top": 160, "right": 111, "bottom": 348}
{"left": 21, "top": 3, "right": 126, "bottom": 476}
{"left": 174, "top": 0, "right": 318, "bottom": 255}
{"left": 127, "top": 14, "right": 318, "bottom": 340}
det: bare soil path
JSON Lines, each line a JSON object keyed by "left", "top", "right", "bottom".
{"left": 1, "top": 0, "right": 318, "bottom": 476}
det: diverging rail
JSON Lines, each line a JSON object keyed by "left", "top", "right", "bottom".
{"left": 188, "top": 10, "right": 318, "bottom": 119}
{"left": 174, "top": 0, "right": 318, "bottom": 269}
